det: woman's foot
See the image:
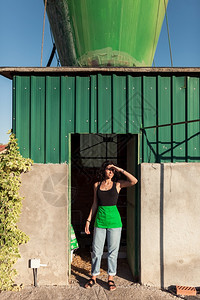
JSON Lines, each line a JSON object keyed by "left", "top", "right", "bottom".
{"left": 85, "top": 277, "right": 96, "bottom": 289}
{"left": 108, "top": 280, "right": 116, "bottom": 291}
{"left": 108, "top": 276, "right": 116, "bottom": 291}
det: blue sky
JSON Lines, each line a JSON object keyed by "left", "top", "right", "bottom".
{"left": 0, "top": 0, "right": 200, "bottom": 144}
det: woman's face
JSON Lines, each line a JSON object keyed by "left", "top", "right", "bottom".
{"left": 104, "top": 165, "right": 115, "bottom": 179}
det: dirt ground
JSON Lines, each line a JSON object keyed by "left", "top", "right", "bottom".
{"left": 0, "top": 250, "right": 199, "bottom": 300}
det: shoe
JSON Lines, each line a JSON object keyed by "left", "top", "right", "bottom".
{"left": 85, "top": 278, "right": 96, "bottom": 289}
{"left": 108, "top": 280, "right": 116, "bottom": 291}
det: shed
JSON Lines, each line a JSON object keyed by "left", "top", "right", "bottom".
{"left": 1, "top": 67, "right": 200, "bottom": 288}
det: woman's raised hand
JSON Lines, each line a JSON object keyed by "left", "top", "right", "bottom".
{"left": 107, "top": 164, "right": 123, "bottom": 173}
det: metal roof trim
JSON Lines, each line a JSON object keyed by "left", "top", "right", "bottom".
{"left": 1, "top": 67, "right": 200, "bottom": 80}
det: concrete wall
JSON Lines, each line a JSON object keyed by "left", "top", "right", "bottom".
{"left": 141, "top": 163, "right": 200, "bottom": 288}
{"left": 15, "top": 164, "right": 69, "bottom": 286}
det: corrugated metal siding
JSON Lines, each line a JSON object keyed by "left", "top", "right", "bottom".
{"left": 187, "top": 77, "right": 200, "bottom": 162}
{"left": 142, "top": 76, "right": 157, "bottom": 162}
{"left": 15, "top": 76, "right": 31, "bottom": 159}
{"left": 31, "top": 76, "right": 45, "bottom": 163}
{"left": 157, "top": 76, "right": 171, "bottom": 162}
{"left": 172, "top": 76, "right": 186, "bottom": 161}
{"left": 12, "top": 74, "right": 200, "bottom": 163}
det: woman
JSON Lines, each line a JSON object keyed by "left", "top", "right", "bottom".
{"left": 85, "top": 161, "right": 138, "bottom": 291}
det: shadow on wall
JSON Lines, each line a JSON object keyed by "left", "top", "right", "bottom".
{"left": 160, "top": 163, "right": 164, "bottom": 289}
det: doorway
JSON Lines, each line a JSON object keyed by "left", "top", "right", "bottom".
{"left": 70, "top": 133, "right": 139, "bottom": 281}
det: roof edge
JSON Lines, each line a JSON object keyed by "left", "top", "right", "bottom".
{"left": 1, "top": 66, "right": 200, "bottom": 80}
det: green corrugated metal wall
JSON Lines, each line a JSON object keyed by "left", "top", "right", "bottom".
{"left": 12, "top": 74, "right": 200, "bottom": 163}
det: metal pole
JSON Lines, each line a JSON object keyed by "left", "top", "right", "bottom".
{"left": 41, "top": 0, "right": 48, "bottom": 67}
{"left": 33, "top": 268, "right": 38, "bottom": 287}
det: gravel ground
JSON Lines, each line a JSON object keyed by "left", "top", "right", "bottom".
{"left": 0, "top": 250, "right": 199, "bottom": 300}
{"left": 0, "top": 283, "right": 180, "bottom": 300}
{"left": 0, "top": 282, "right": 189, "bottom": 300}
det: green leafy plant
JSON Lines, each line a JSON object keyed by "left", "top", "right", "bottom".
{"left": 0, "top": 131, "right": 33, "bottom": 291}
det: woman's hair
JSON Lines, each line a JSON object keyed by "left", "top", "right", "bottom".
{"left": 97, "top": 160, "right": 121, "bottom": 182}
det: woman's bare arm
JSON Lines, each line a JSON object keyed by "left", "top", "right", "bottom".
{"left": 85, "top": 182, "right": 98, "bottom": 234}
{"left": 108, "top": 164, "right": 138, "bottom": 190}
{"left": 118, "top": 168, "right": 138, "bottom": 188}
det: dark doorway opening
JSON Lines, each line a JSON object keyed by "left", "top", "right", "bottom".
{"left": 70, "top": 133, "right": 139, "bottom": 282}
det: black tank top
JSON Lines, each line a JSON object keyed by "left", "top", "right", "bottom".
{"left": 97, "top": 182, "right": 119, "bottom": 206}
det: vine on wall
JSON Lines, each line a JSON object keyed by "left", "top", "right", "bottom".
{"left": 0, "top": 132, "right": 33, "bottom": 291}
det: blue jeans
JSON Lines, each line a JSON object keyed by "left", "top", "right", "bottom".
{"left": 91, "top": 227, "right": 122, "bottom": 276}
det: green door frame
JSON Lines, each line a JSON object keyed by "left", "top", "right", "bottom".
{"left": 126, "top": 134, "right": 141, "bottom": 280}
{"left": 68, "top": 133, "right": 72, "bottom": 277}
